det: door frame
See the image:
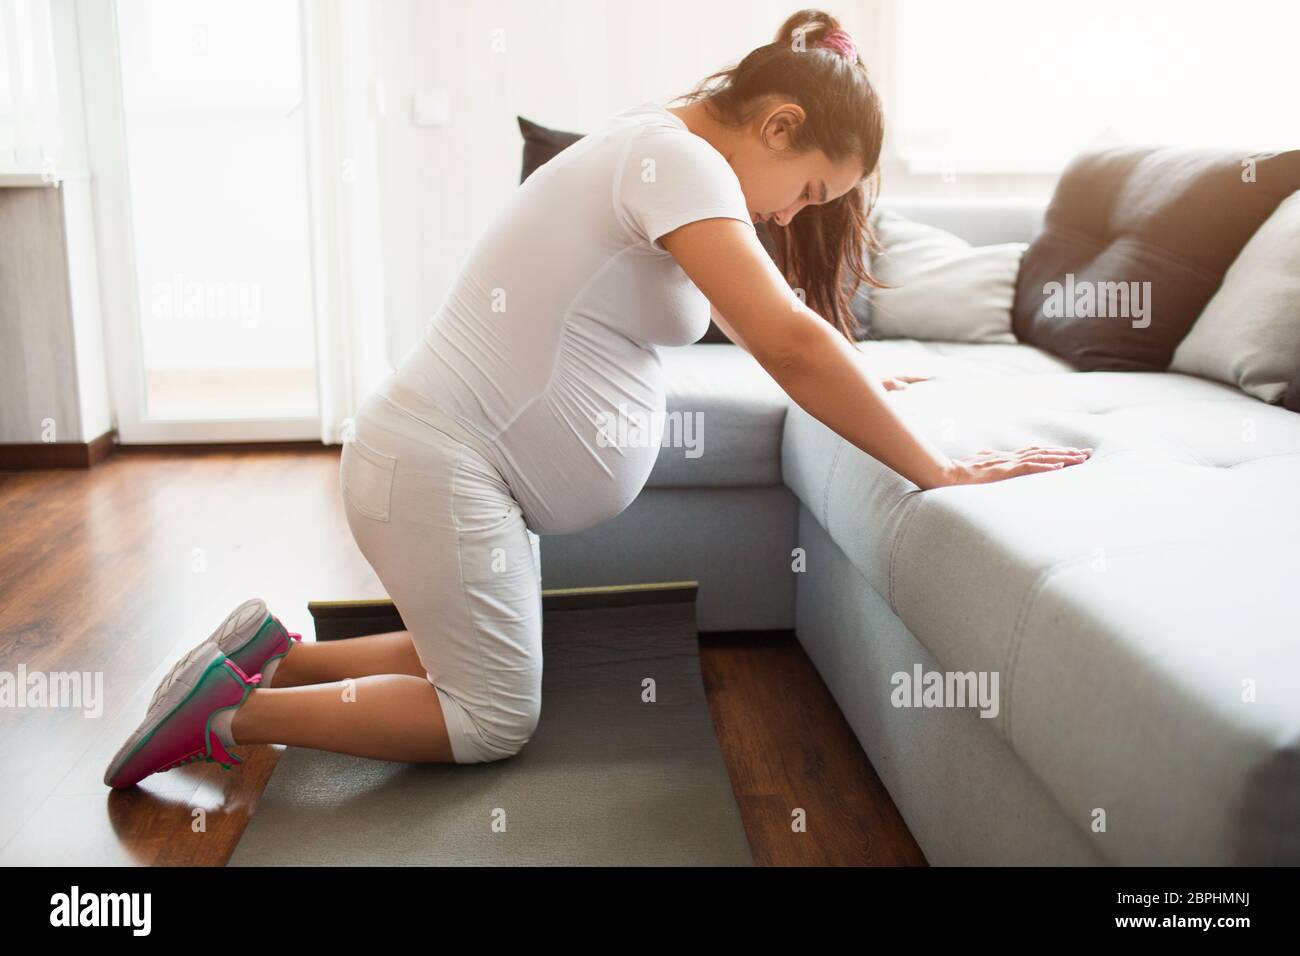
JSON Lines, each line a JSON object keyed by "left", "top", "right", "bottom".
{"left": 73, "top": 0, "right": 323, "bottom": 443}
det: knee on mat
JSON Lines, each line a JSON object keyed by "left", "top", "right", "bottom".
{"left": 460, "top": 706, "right": 540, "bottom": 764}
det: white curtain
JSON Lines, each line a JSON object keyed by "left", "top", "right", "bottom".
{"left": 303, "top": 0, "right": 391, "bottom": 445}
{"left": 0, "top": 0, "right": 61, "bottom": 171}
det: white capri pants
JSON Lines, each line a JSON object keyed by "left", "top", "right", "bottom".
{"left": 340, "top": 387, "right": 542, "bottom": 763}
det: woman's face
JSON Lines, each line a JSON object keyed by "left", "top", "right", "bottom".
{"left": 731, "top": 102, "right": 864, "bottom": 227}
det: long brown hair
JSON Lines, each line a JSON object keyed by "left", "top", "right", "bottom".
{"left": 673, "top": 9, "right": 885, "bottom": 339}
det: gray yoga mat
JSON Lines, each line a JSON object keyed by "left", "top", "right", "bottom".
{"left": 229, "top": 599, "right": 753, "bottom": 866}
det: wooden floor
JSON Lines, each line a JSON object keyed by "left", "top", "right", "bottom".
{"left": 0, "top": 449, "right": 924, "bottom": 867}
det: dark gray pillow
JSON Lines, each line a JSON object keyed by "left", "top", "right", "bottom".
{"left": 1285, "top": 368, "right": 1300, "bottom": 413}
{"left": 517, "top": 116, "right": 583, "bottom": 184}
{"left": 1013, "top": 146, "right": 1300, "bottom": 371}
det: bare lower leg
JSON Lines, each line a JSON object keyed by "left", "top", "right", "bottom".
{"left": 270, "top": 631, "right": 426, "bottom": 687}
{"left": 231, "top": 677, "right": 455, "bottom": 762}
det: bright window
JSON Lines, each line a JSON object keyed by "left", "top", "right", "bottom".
{"left": 893, "top": 0, "right": 1300, "bottom": 174}
{"left": 116, "top": 0, "right": 318, "bottom": 420}
{"left": 0, "top": 0, "right": 60, "bottom": 170}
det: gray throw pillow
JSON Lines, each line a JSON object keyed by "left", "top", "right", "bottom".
{"left": 1171, "top": 191, "right": 1300, "bottom": 403}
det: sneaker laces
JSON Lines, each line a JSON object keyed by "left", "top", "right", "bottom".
{"left": 154, "top": 665, "right": 260, "bottom": 775}
{"left": 149, "top": 643, "right": 216, "bottom": 713}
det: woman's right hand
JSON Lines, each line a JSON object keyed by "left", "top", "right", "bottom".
{"left": 945, "top": 446, "right": 1093, "bottom": 485}
{"left": 662, "top": 218, "right": 1093, "bottom": 492}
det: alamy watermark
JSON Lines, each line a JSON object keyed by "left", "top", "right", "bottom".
{"left": 1042, "top": 273, "right": 1151, "bottom": 329}
{"left": 0, "top": 665, "right": 103, "bottom": 718}
{"left": 50, "top": 886, "right": 150, "bottom": 936}
{"left": 595, "top": 404, "right": 703, "bottom": 458}
{"left": 151, "top": 274, "right": 262, "bottom": 328}
{"left": 891, "top": 664, "right": 1000, "bottom": 719}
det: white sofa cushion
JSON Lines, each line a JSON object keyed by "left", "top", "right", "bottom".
{"left": 648, "top": 343, "right": 789, "bottom": 488}
{"left": 868, "top": 211, "right": 1024, "bottom": 345}
{"left": 1171, "top": 190, "right": 1300, "bottom": 403}
{"left": 649, "top": 340, "right": 1068, "bottom": 491}
{"left": 783, "top": 366, "right": 1300, "bottom": 863}
{"left": 855, "top": 338, "right": 1074, "bottom": 379}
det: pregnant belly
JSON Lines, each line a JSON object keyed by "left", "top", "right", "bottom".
{"left": 492, "top": 359, "right": 665, "bottom": 535}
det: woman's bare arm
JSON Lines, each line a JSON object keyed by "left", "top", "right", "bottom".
{"left": 663, "top": 218, "right": 1090, "bottom": 489}
{"left": 708, "top": 304, "right": 752, "bottom": 353}
{"left": 712, "top": 304, "right": 926, "bottom": 391}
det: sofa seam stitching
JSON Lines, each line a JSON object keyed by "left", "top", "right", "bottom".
{"left": 1004, "top": 564, "right": 1069, "bottom": 747}
{"left": 822, "top": 439, "right": 845, "bottom": 531}
{"left": 1228, "top": 451, "right": 1300, "bottom": 468}
{"left": 887, "top": 495, "right": 923, "bottom": 613}
{"left": 1002, "top": 541, "right": 1186, "bottom": 745}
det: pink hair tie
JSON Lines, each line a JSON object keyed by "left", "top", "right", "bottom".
{"left": 815, "top": 29, "right": 858, "bottom": 62}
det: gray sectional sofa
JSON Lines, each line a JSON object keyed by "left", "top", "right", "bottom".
{"left": 540, "top": 200, "right": 1300, "bottom": 866}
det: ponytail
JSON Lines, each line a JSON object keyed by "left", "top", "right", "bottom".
{"left": 674, "top": 9, "right": 885, "bottom": 339}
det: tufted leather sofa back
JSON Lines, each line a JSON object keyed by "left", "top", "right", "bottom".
{"left": 1012, "top": 146, "right": 1300, "bottom": 372}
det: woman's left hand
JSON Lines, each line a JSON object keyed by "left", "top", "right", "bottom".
{"left": 881, "top": 374, "right": 930, "bottom": 392}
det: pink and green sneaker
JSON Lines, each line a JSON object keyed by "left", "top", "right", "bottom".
{"left": 148, "top": 599, "right": 299, "bottom": 713}
{"left": 104, "top": 644, "right": 259, "bottom": 789}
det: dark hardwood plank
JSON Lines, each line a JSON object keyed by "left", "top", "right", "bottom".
{"left": 0, "top": 450, "right": 922, "bottom": 866}
{"left": 0, "top": 450, "right": 380, "bottom": 865}
{"left": 699, "top": 634, "right": 927, "bottom": 866}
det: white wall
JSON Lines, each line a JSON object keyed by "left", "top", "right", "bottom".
{"left": 370, "top": 0, "right": 866, "bottom": 361}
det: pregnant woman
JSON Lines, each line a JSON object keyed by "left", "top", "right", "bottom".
{"left": 106, "top": 9, "right": 1089, "bottom": 787}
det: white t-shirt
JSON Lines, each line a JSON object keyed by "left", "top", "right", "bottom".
{"left": 384, "top": 101, "right": 753, "bottom": 534}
